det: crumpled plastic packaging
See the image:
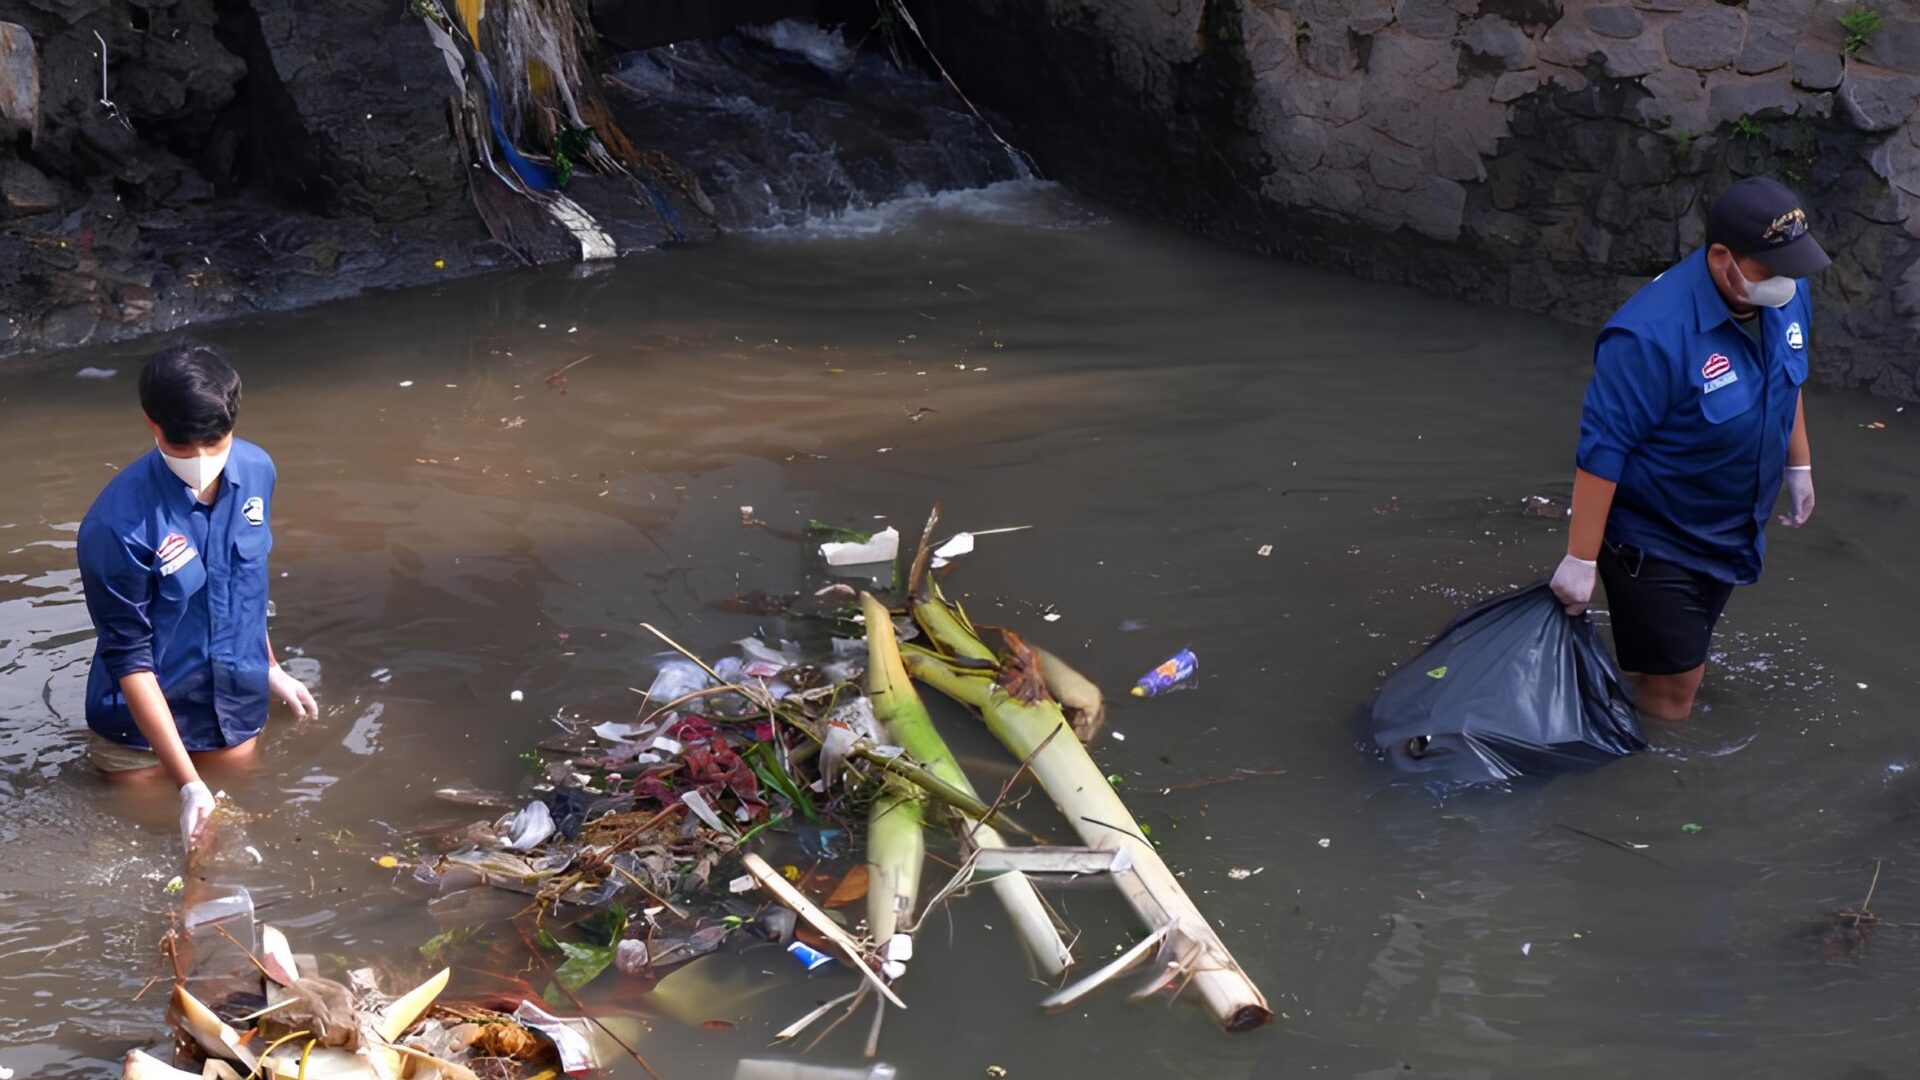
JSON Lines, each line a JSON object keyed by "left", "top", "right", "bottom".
{"left": 500, "top": 801, "right": 555, "bottom": 851}
{"left": 646, "top": 659, "right": 713, "bottom": 706}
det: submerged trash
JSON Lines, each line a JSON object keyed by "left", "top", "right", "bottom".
{"left": 1131, "top": 649, "right": 1199, "bottom": 698}
{"left": 787, "top": 941, "right": 834, "bottom": 971}
{"left": 1367, "top": 583, "right": 1645, "bottom": 782}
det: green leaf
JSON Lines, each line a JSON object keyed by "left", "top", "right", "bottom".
{"left": 536, "top": 928, "right": 561, "bottom": 952}
{"left": 1680, "top": 822, "right": 1704, "bottom": 834}
{"left": 579, "top": 904, "right": 629, "bottom": 948}
{"left": 746, "top": 743, "right": 818, "bottom": 822}
{"left": 807, "top": 519, "right": 873, "bottom": 543}
{"left": 551, "top": 941, "right": 618, "bottom": 992}
{"left": 419, "top": 925, "right": 480, "bottom": 962}
{"left": 1426, "top": 666, "right": 1449, "bottom": 680}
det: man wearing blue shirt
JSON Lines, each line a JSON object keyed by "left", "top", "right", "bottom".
{"left": 77, "top": 345, "right": 317, "bottom": 851}
{"left": 1551, "top": 178, "right": 1825, "bottom": 722}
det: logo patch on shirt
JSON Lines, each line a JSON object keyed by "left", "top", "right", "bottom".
{"left": 243, "top": 496, "right": 264, "bottom": 526}
{"left": 1786, "top": 321, "right": 1804, "bottom": 349}
{"left": 156, "top": 533, "right": 198, "bottom": 577}
{"left": 1702, "top": 353, "right": 1732, "bottom": 380}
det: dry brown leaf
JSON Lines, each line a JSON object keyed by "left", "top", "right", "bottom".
{"left": 995, "top": 630, "right": 1053, "bottom": 705}
{"left": 824, "top": 865, "right": 870, "bottom": 908}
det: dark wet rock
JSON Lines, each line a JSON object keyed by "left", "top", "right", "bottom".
{"left": 244, "top": 0, "right": 467, "bottom": 221}
{"left": 1461, "top": 15, "right": 1531, "bottom": 70}
{"left": 1663, "top": 5, "right": 1745, "bottom": 71}
{"left": 1395, "top": 0, "right": 1462, "bottom": 41}
{"left": 1735, "top": 19, "right": 1796, "bottom": 76}
{"left": 1708, "top": 73, "right": 1802, "bottom": 127}
{"left": 1791, "top": 42, "right": 1845, "bottom": 91}
{"left": 1860, "top": 18, "right": 1920, "bottom": 76}
{"left": 0, "top": 158, "right": 60, "bottom": 214}
{"left": 1542, "top": 20, "right": 1661, "bottom": 78}
{"left": 1583, "top": 6, "right": 1643, "bottom": 40}
{"left": 1839, "top": 70, "right": 1920, "bottom": 133}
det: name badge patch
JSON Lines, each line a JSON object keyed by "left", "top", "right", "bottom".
{"left": 1704, "top": 370, "right": 1740, "bottom": 394}
{"left": 243, "top": 496, "right": 264, "bottom": 526}
{"left": 1786, "top": 321, "right": 1804, "bottom": 349}
{"left": 156, "top": 532, "right": 198, "bottom": 577}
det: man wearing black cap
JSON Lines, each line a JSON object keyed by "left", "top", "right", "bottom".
{"left": 1548, "top": 177, "right": 1828, "bottom": 722}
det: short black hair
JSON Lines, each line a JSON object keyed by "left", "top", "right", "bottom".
{"left": 139, "top": 344, "right": 241, "bottom": 445}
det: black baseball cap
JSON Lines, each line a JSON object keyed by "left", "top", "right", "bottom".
{"left": 1705, "top": 177, "right": 1830, "bottom": 277}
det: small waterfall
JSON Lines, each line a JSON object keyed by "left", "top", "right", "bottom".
{"left": 605, "top": 22, "right": 1030, "bottom": 232}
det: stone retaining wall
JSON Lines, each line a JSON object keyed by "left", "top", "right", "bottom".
{"left": 913, "top": 0, "right": 1920, "bottom": 396}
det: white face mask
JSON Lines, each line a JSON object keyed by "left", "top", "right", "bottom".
{"left": 1733, "top": 260, "right": 1796, "bottom": 308}
{"left": 157, "top": 441, "right": 231, "bottom": 493}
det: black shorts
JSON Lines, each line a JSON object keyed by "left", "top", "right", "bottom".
{"left": 1597, "top": 542, "right": 1734, "bottom": 676}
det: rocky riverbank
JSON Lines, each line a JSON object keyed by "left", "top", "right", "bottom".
{"left": 910, "top": 0, "right": 1920, "bottom": 397}
{"left": 0, "top": 0, "right": 708, "bottom": 358}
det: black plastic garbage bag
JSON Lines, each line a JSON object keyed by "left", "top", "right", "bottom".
{"left": 1369, "top": 582, "right": 1646, "bottom": 782}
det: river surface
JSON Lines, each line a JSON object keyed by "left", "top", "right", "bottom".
{"left": 3, "top": 181, "right": 1919, "bottom": 1080}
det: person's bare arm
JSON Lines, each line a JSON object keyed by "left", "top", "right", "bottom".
{"left": 1566, "top": 468, "right": 1618, "bottom": 561}
{"left": 119, "top": 671, "right": 197, "bottom": 787}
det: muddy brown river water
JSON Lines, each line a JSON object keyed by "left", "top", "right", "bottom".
{"left": 3, "top": 182, "right": 1919, "bottom": 1079}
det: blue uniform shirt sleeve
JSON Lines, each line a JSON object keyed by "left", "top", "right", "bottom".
{"left": 77, "top": 518, "right": 155, "bottom": 680}
{"left": 1576, "top": 329, "right": 1677, "bottom": 483}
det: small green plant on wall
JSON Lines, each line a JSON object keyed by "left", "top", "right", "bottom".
{"left": 1839, "top": 6, "right": 1883, "bottom": 55}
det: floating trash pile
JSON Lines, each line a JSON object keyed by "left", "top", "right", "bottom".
{"left": 130, "top": 510, "right": 1262, "bottom": 1079}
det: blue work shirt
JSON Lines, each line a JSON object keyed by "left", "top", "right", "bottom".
{"left": 1575, "top": 247, "right": 1809, "bottom": 584}
{"left": 77, "top": 440, "right": 277, "bottom": 751}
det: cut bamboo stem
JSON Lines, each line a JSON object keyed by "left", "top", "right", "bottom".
{"left": 906, "top": 584, "right": 1271, "bottom": 1033}
{"left": 863, "top": 593, "right": 1073, "bottom": 975}
{"left": 743, "top": 854, "right": 906, "bottom": 1010}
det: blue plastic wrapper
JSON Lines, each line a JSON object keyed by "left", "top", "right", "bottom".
{"left": 1131, "top": 648, "right": 1199, "bottom": 697}
{"left": 787, "top": 941, "right": 834, "bottom": 971}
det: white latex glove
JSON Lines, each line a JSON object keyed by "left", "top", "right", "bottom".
{"left": 269, "top": 663, "right": 318, "bottom": 719}
{"left": 1550, "top": 554, "right": 1597, "bottom": 616}
{"left": 179, "top": 779, "right": 215, "bottom": 850}
{"left": 1778, "top": 465, "right": 1815, "bottom": 528}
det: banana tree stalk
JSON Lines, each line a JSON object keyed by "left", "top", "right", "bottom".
{"left": 905, "top": 584, "right": 1272, "bottom": 1033}
{"left": 864, "top": 593, "right": 1072, "bottom": 975}
{"left": 864, "top": 778, "right": 924, "bottom": 947}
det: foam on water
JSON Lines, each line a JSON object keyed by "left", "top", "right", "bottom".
{"left": 738, "top": 18, "right": 858, "bottom": 74}
{"left": 746, "top": 178, "right": 1101, "bottom": 239}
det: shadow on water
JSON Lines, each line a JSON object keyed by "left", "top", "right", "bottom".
{"left": 3, "top": 178, "right": 1920, "bottom": 1079}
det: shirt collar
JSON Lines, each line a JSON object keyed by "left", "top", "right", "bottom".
{"left": 1687, "top": 246, "right": 1740, "bottom": 335}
